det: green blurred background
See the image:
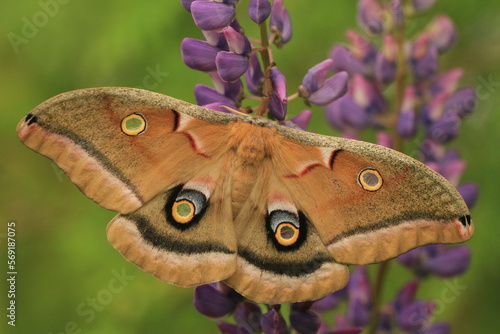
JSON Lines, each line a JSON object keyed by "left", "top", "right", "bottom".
{"left": 1, "top": 1, "right": 499, "bottom": 333}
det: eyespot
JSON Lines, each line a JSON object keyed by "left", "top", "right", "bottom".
{"left": 275, "top": 223, "right": 299, "bottom": 246}
{"left": 268, "top": 210, "right": 301, "bottom": 247}
{"left": 172, "top": 200, "right": 195, "bottom": 223}
{"left": 121, "top": 113, "right": 146, "bottom": 135}
{"left": 168, "top": 188, "right": 208, "bottom": 226}
{"left": 358, "top": 168, "right": 383, "bottom": 191}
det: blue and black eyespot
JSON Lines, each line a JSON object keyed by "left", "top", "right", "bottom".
{"left": 165, "top": 185, "right": 209, "bottom": 230}
{"left": 266, "top": 210, "right": 308, "bottom": 251}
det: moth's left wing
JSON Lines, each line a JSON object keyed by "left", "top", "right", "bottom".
{"left": 274, "top": 127, "right": 474, "bottom": 266}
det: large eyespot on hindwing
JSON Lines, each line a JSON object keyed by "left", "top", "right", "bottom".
{"left": 357, "top": 167, "right": 383, "bottom": 192}
{"left": 164, "top": 184, "right": 209, "bottom": 230}
{"left": 266, "top": 209, "right": 308, "bottom": 251}
{"left": 121, "top": 113, "right": 147, "bottom": 136}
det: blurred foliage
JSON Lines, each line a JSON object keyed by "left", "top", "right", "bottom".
{"left": 1, "top": 1, "right": 499, "bottom": 333}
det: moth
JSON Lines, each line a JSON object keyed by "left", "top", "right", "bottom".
{"left": 17, "top": 87, "right": 473, "bottom": 304}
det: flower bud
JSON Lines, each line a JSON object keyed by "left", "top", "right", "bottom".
{"left": 248, "top": 0, "right": 271, "bottom": 24}
{"left": 181, "top": 38, "right": 220, "bottom": 72}
{"left": 260, "top": 307, "right": 287, "bottom": 334}
{"left": 430, "top": 68, "right": 463, "bottom": 95}
{"left": 445, "top": 87, "right": 476, "bottom": 119}
{"left": 427, "top": 245, "right": 471, "bottom": 277}
{"left": 290, "top": 110, "right": 312, "bottom": 130}
{"left": 268, "top": 67, "right": 287, "bottom": 120}
{"left": 375, "top": 34, "right": 397, "bottom": 84}
{"left": 194, "top": 284, "right": 237, "bottom": 318}
{"left": 397, "top": 86, "right": 417, "bottom": 139}
{"left": 223, "top": 26, "right": 251, "bottom": 56}
{"left": 191, "top": 1, "right": 236, "bottom": 31}
{"left": 216, "top": 51, "right": 249, "bottom": 82}
{"left": 270, "top": 0, "right": 292, "bottom": 47}
{"left": 245, "top": 52, "right": 265, "bottom": 96}
{"left": 426, "top": 15, "right": 457, "bottom": 53}
{"left": 357, "top": 0, "right": 385, "bottom": 35}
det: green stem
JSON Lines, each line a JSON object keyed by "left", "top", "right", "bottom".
{"left": 257, "top": 22, "right": 273, "bottom": 116}
{"left": 392, "top": 24, "right": 408, "bottom": 153}
{"left": 367, "top": 261, "right": 391, "bottom": 334}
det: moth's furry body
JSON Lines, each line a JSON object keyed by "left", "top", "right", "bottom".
{"left": 17, "top": 87, "right": 473, "bottom": 303}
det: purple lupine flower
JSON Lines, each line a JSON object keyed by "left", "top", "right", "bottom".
{"left": 260, "top": 306, "right": 287, "bottom": 334}
{"left": 357, "top": 0, "right": 385, "bottom": 35}
{"left": 351, "top": 74, "right": 387, "bottom": 114}
{"left": 216, "top": 51, "right": 249, "bottom": 82}
{"left": 289, "top": 302, "right": 321, "bottom": 334}
{"left": 300, "top": 59, "right": 349, "bottom": 106}
{"left": 209, "top": 72, "right": 244, "bottom": 102}
{"left": 421, "top": 322, "right": 451, "bottom": 334}
{"left": 346, "top": 266, "right": 372, "bottom": 327}
{"left": 233, "top": 302, "right": 262, "bottom": 333}
{"left": 270, "top": 0, "right": 292, "bottom": 47}
{"left": 217, "top": 322, "right": 251, "bottom": 334}
{"left": 181, "top": 38, "right": 220, "bottom": 72}
{"left": 444, "top": 87, "right": 476, "bottom": 119}
{"left": 190, "top": 1, "right": 236, "bottom": 31}
{"left": 245, "top": 52, "right": 265, "bottom": 96}
{"left": 194, "top": 84, "right": 235, "bottom": 106}
{"left": 375, "top": 34, "right": 397, "bottom": 85}
{"left": 330, "top": 45, "right": 366, "bottom": 76}
{"left": 325, "top": 93, "right": 370, "bottom": 131}
{"left": 412, "top": 0, "right": 437, "bottom": 12}
{"left": 397, "top": 244, "right": 471, "bottom": 278}
{"left": 346, "top": 30, "right": 378, "bottom": 67}
{"left": 426, "top": 112, "right": 460, "bottom": 144}
{"left": 397, "top": 86, "right": 417, "bottom": 139}
{"left": 268, "top": 67, "right": 287, "bottom": 120}
{"left": 426, "top": 15, "right": 457, "bottom": 53}
{"left": 248, "top": 0, "right": 271, "bottom": 24}
{"left": 311, "top": 286, "right": 348, "bottom": 313}
{"left": 457, "top": 182, "right": 479, "bottom": 208}
{"left": 290, "top": 109, "right": 312, "bottom": 130}
{"left": 411, "top": 34, "right": 439, "bottom": 80}
{"left": 223, "top": 26, "right": 251, "bottom": 56}
{"left": 395, "top": 300, "right": 435, "bottom": 332}
{"left": 194, "top": 283, "right": 239, "bottom": 318}
{"left": 430, "top": 68, "right": 463, "bottom": 95}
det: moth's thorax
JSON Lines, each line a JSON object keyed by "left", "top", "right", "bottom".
{"left": 227, "top": 121, "right": 277, "bottom": 218}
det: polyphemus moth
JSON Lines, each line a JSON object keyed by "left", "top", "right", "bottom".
{"left": 17, "top": 87, "right": 473, "bottom": 304}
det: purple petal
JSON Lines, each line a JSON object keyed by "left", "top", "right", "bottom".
{"left": 248, "top": 0, "right": 271, "bottom": 24}
{"left": 180, "top": 0, "right": 197, "bottom": 12}
{"left": 245, "top": 52, "right": 265, "bottom": 96}
{"left": 216, "top": 51, "right": 249, "bottom": 82}
{"left": 445, "top": 87, "right": 476, "bottom": 119}
{"left": 181, "top": 38, "right": 219, "bottom": 72}
{"left": 194, "top": 84, "right": 235, "bottom": 106}
{"left": 260, "top": 308, "right": 287, "bottom": 334}
{"left": 290, "top": 109, "right": 312, "bottom": 130}
{"left": 439, "top": 157, "right": 466, "bottom": 185}
{"left": 351, "top": 75, "right": 387, "bottom": 114}
{"left": 270, "top": 67, "right": 287, "bottom": 102}
{"left": 426, "top": 113, "right": 460, "bottom": 144}
{"left": 412, "top": 0, "right": 437, "bottom": 12}
{"left": 290, "top": 310, "right": 321, "bottom": 334}
{"left": 301, "top": 59, "right": 334, "bottom": 95}
{"left": 357, "top": 0, "right": 385, "bottom": 34}
{"left": 346, "top": 266, "right": 372, "bottom": 327}
{"left": 412, "top": 46, "right": 439, "bottom": 80}
{"left": 430, "top": 68, "right": 464, "bottom": 95}
{"left": 191, "top": 1, "right": 235, "bottom": 30}
{"left": 396, "top": 300, "right": 434, "bottom": 332}
{"left": 202, "top": 102, "right": 238, "bottom": 113}
{"left": 426, "top": 15, "right": 457, "bottom": 53}
{"left": 397, "top": 86, "right": 417, "bottom": 138}
{"left": 269, "top": 93, "right": 287, "bottom": 120}
{"left": 339, "top": 93, "right": 371, "bottom": 129}
{"left": 209, "top": 72, "right": 243, "bottom": 101}
{"left": 397, "top": 248, "right": 420, "bottom": 268}
{"left": 457, "top": 182, "right": 479, "bottom": 208}
{"left": 202, "top": 30, "right": 229, "bottom": 49}
{"left": 427, "top": 246, "right": 471, "bottom": 277}
{"left": 330, "top": 45, "right": 366, "bottom": 76}
{"left": 233, "top": 302, "right": 262, "bottom": 333}
{"left": 311, "top": 287, "right": 348, "bottom": 313}
{"left": 421, "top": 322, "right": 451, "bottom": 334}
{"left": 193, "top": 284, "right": 237, "bottom": 318}
{"left": 325, "top": 98, "right": 348, "bottom": 131}
{"left": 223, "top": 26, "right": 251, "bottom": 56}
{"left": 422, "top": 92, "right": 447, "bottom": 125}
{"left": 346, "top": 30, "right": 377, "bottom": 65}
{"left": 270, "top": 0, "right": 292, "bottom": 47}
{"left": 376, "top": 131, "right": 393, "bottom": 148}
{"left": 394, "top": 280, "right": 420, "bottom": 311}
{"left": 375, "top": 34, "right": 397, "bottom": 84}
{"left": 308, "top": 71, "right": 348, "bottom": 106}
{"left": 217, "top": 322, "right": 251, "bottom": 334}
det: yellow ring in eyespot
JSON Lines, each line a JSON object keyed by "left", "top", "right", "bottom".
{"left": 275, "top": 223, "right": 299, "bottom": 246}
{"left": 358, "top": 168, "right": 383, "bottom": 191}
{"left": 121, "top": 113, "right": 146, "bottom": 135}
{"left": 172, "top": 200, "right": 195, "bottom": 223}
